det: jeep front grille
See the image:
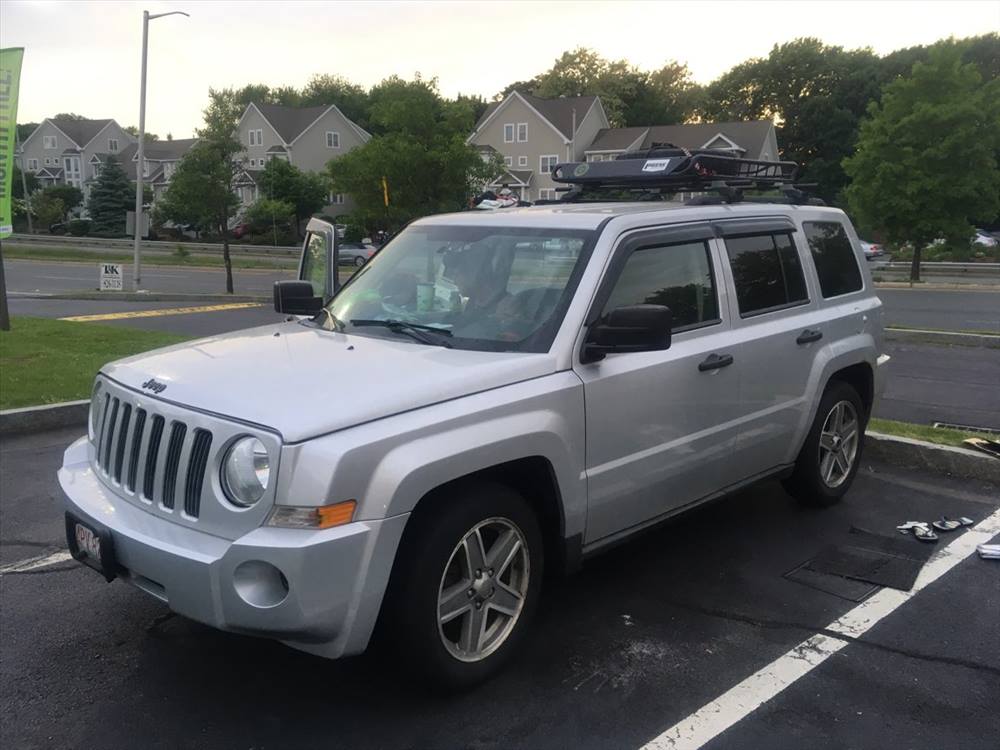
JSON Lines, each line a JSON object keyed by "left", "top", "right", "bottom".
{"left": 95, "top": 396, "right": 212, "bottom": 519}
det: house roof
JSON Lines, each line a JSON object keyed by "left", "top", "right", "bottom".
{"left": 37, "top": 167, "right": 64, "bottom": 178}
{"left": 234, "top": 168, "right": 265, "bottom": 185}
{"left": 61, "top": 147, "right": 81, "bottom": 155}
{"left": 474, "top": 93, "right": 599, "bottom": 140}
{"left": 119, "top": 138, "right": 199, "bottom": 164}
{"left": 587, "top": 120, "right": 775, "bottom": 157}
{"left": 50, "top": 118, "right": 114, "bottom": 147}
{"left": 253, "top": 103, "right": 332, "bottom": 143}
{"left": 266, "top": 144, "right": 287, "bottom": 153}
{"left": 490, "top": 168, "right": 533, "bottom": 187}
{"left": 474, "top": 144, "right": 498, "bottom": 154}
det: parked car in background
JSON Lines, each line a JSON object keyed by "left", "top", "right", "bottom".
{"left": 973, "top": 229, "right": 998, "bottom": 247}
{"left": 859, "top": 240, "right": 884, "bottom": 260}
{"left": 337, "top": 241, "right": 378, "bottom": 266}
{"left": 231, "top": 223, "right": 251, "bottom": 239}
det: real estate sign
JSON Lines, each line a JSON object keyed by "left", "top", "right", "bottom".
{"left": 0, "top": 48, "right": 25, "bottom": 239}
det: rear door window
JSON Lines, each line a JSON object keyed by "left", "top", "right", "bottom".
{"left": 723, "top": 232, "right": 808, "bottom": 316}
{"left": 803, "top": 221, "right": 863, "bottom": 298}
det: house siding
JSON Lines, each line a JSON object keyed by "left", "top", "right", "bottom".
{"left": 236, "top": 107, "right": 284, "bottom": 170}
{"left": 469, "top": 96, "right": 567, "bottom": 201}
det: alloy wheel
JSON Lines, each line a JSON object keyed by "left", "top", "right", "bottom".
{"left": 437, "top": 517, "right": 530, "bottom": 662}
{"left": 818, "top": 400, "right": 859, "bottom": 488}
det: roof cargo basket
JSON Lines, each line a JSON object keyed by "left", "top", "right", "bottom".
{"left": 548, "top": 148, "right": 821, "bottom": 205}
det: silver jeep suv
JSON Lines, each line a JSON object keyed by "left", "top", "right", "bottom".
{"left": 60, "top": 163, "right": 888, "bottom": 688}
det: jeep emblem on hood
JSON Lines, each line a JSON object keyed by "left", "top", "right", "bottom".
{"left": 141, "top": 378, "right": 167, "bottom": 394}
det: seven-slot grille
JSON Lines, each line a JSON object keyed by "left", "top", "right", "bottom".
{"left": 94, "top": 392, "right": 213, "bottom": 519}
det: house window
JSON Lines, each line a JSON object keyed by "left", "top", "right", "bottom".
{"left": 108, "top": 138, "right": 119, "bottom": 153}
{"left": 516, "top": 123, "right": 527, "bottom": 142}
{"left": 27, "top": 158, "right": 38, "bottom": 171}
{"left": 92, "top": 162, "right": 101, "bottom": 179}
{"left": 326, "top": 131, "right": 340, "bottom": 148}
{"left": 589, "top": 154, "right": 604, "bottom": 162}
{"left": 504, "top": 156, "right": 513, "bottom": 167}
{"left": 540, "top": 154, "right": 558, "bottom": 174}
{"left": 537, "top": 188, "right": 556, "bottom": 201}
{"left": 44, "top": 157, "right": 51, "bottom": 165}
{"left": 143, "top": 159, "right": 151, "bottom": 177}
{"left": 43, "top": 135, "right": 56, "bottom": 149}
{"left": 503, "top": 124, "right": 514, "bottom": 143}
{"left": 249, "top": 129, "right": 262, "bottom": 146}
{"left": 328, "top": 192, "right": 344, "bottom": 205}
{"left": 248, "top": 130, "right": 256, "bottom": 146}
{"left": 518, "top": 155, "right": 527, "bottom": 167}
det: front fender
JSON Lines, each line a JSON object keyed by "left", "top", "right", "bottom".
{"left": 277, "top": 372, "right": 587, "bottom": 542}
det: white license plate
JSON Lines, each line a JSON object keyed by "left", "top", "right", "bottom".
{"left": 75, "top": 523, "right": 102, "bottom": 565}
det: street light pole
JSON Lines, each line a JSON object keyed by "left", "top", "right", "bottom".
{"left": 132, "top": 9, "right": 189, "bottom": 291}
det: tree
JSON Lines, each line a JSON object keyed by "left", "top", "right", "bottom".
{"left": 327, "top": 76, "right": 501, "bottom": 232}
{"left": 33, "top": 191, "right": 65, "bottom": 229}
{"left": 87, "top": 156, "right": 133, "bottom": 234}
{"left": 158, "top": 88, "right": 244, "bottom": 292}
{"left": 701, "top": 38, "right": 881, "bottom": 204}
{"left": 52, "top": 112, "right": 85, "bottom": 120}
{"left": 42, "top": 185, "right": 84, "bottom": 219}
{"left": 124, "top": 125, "right": 160, "bottom": 142}
{"left": 12, "top": 164, "right": 39, "bottom": 199}
{"left": 503, "top": 48, "right": 702, "bottom": 127}
{"left": 299, "top": 74, "right": 369, "bottom": 128}
{"left": 255, "top": 159, "right": 328, "bottom": 238}
{"left": 844, "top": 48, "right": 1000, "bottom": 281}
{"left": 244, "top": 197, "right": 296, "bottom": 241}
{"left": 17, "top": 122, "right": 38, "bottom": 142}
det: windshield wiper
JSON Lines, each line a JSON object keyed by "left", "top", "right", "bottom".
{"left": 350, "top": 319, "right": 453, "bottom": 347}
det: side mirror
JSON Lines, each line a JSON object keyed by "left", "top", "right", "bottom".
{"left": 582, "top": 304, "right": 672, "bottom": 363}
{"left": 273, "top": 280, "right": 323, "bottom": 315}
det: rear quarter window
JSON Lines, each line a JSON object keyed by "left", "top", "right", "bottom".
{"left": 803, "top": 221, "right": 863, "bottom": 298}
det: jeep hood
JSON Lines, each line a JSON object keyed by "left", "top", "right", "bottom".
{"left": 101, "top": 322, "right": 558, "bottom": 443}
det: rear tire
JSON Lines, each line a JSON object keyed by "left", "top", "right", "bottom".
{"left": 379, "top": 481, "right": 543, "bottom": 690}
{"left": 783, "top": 380, "right": 866, "bottom": 507}
{"left": 354, "top": 256, "right": 366, "bottom": 267}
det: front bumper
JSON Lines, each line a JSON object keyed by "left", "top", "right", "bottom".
{"left": 59, "top": 436, "right": 408, "bottom": 658}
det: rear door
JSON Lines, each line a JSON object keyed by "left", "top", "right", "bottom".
{"left": 576, "top": 225, "right": 744, "bottom": 545}
{"left": 714, "top": 218, "right": 819, "bottom": 477}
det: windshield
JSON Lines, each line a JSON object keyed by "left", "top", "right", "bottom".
{"left": 323, "top": 224, "right": 595, "bottom": 352}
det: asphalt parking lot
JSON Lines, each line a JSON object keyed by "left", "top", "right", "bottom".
{"left": 2, "top": 427, "right": 998, "bottom": 750}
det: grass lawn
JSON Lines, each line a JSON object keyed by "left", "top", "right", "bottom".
{"left": 3, "top": 245, "right": 295, "bottom": 270}
{"left": 868, "top": 417, "right": 986, "bottom": 448}
{"left": 0, "top": 317, "right": 190, "bottom": 410}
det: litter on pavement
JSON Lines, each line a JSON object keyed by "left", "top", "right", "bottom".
{"left": 977, "top": 544, "right": 1000, "bottom": 560}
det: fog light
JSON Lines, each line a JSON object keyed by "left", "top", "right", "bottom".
{"left": 232, "top": 560, "right": 289, "bottom": 608}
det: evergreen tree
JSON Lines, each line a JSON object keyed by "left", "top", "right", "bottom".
{"left": 87, "top": 156, "right": 133, "bottom": 235}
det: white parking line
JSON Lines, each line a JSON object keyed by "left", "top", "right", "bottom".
{"left": 640, "top": 508, "right": 1000, "bottom": 750}
{"left": 0, "top": 550, "right": 73, "bottom": 575}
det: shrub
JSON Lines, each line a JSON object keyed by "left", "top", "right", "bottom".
{"left": 67, "top": 219, "right": 90, "bottom": 236}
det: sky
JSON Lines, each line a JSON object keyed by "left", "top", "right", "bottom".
{"left": 2, "top": 0, "right": 998, "bottom": 138}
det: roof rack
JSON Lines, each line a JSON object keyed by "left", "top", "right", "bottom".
{"left": 548, "top": 147, "right": 823, "bottom": 205}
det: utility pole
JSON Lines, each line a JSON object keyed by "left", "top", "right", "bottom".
{"left": 132, "top": 9, "right": 189, "bottom": 291}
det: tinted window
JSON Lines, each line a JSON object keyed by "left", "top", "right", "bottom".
{"left": 725, "top": 233, "right": 808, "bottom": 316}
{"left": 602, "top": 241, "right": 719, "bottom": 330}
{"left": 804, "top": 221, "right": 863, "bottom": 298}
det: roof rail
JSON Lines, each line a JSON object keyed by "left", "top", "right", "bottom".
{"left": 549, "top": 148, "right": 820, "bottom": 205}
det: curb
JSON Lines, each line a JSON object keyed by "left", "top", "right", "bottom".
{"left": 884, "top": 327, "right": 1000, "bottom": 348}
{"left": 0, "top": 400, "right": 90, "bottom": 437}
{"left": 865, "top": 431, "right": 1000, "bottom": 483}
{"left": 44, "top": 292, "right": 270, "bottom": 303}
{"left": 874, "top": 281, "right": 1000, "bottom": 291}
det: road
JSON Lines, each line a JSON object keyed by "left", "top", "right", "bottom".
{"left": 5, "top": 258, "right": 1000, "bottom": 332}
{"left": 2, "top": 426, "right": 997, "bottom": 750}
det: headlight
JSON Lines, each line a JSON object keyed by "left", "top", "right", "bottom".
{"left": 89, "top": 381, "right": 105, "bottom": 442}
{"left": 222, "top": 437, "right": 270, "bottom": 507}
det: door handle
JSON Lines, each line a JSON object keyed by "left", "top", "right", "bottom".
{"left": 796, "top": 329, "right": 823, "bottom": 345}
{"left": 698, "top": 353, "right": 734, "bottom": 372}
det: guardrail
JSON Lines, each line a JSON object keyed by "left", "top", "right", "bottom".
{"left": 5, "top": 233, "right": 301, "bottom": 256}
{"left": 872, "top": 261, "right": 999, "bottom": 276}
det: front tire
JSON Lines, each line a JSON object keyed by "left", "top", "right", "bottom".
{"left": 783, "top": 381, "right": 866, "bottom": 507}
{"left": 354, "top": 256, "right": 366, "bottom": 267}
{"left": 380, "top": 481, "right": 543, "bottom": 690}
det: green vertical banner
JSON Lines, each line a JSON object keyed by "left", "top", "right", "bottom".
{"left": 0, "top": 48, "right": 25, "bottom": 238}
